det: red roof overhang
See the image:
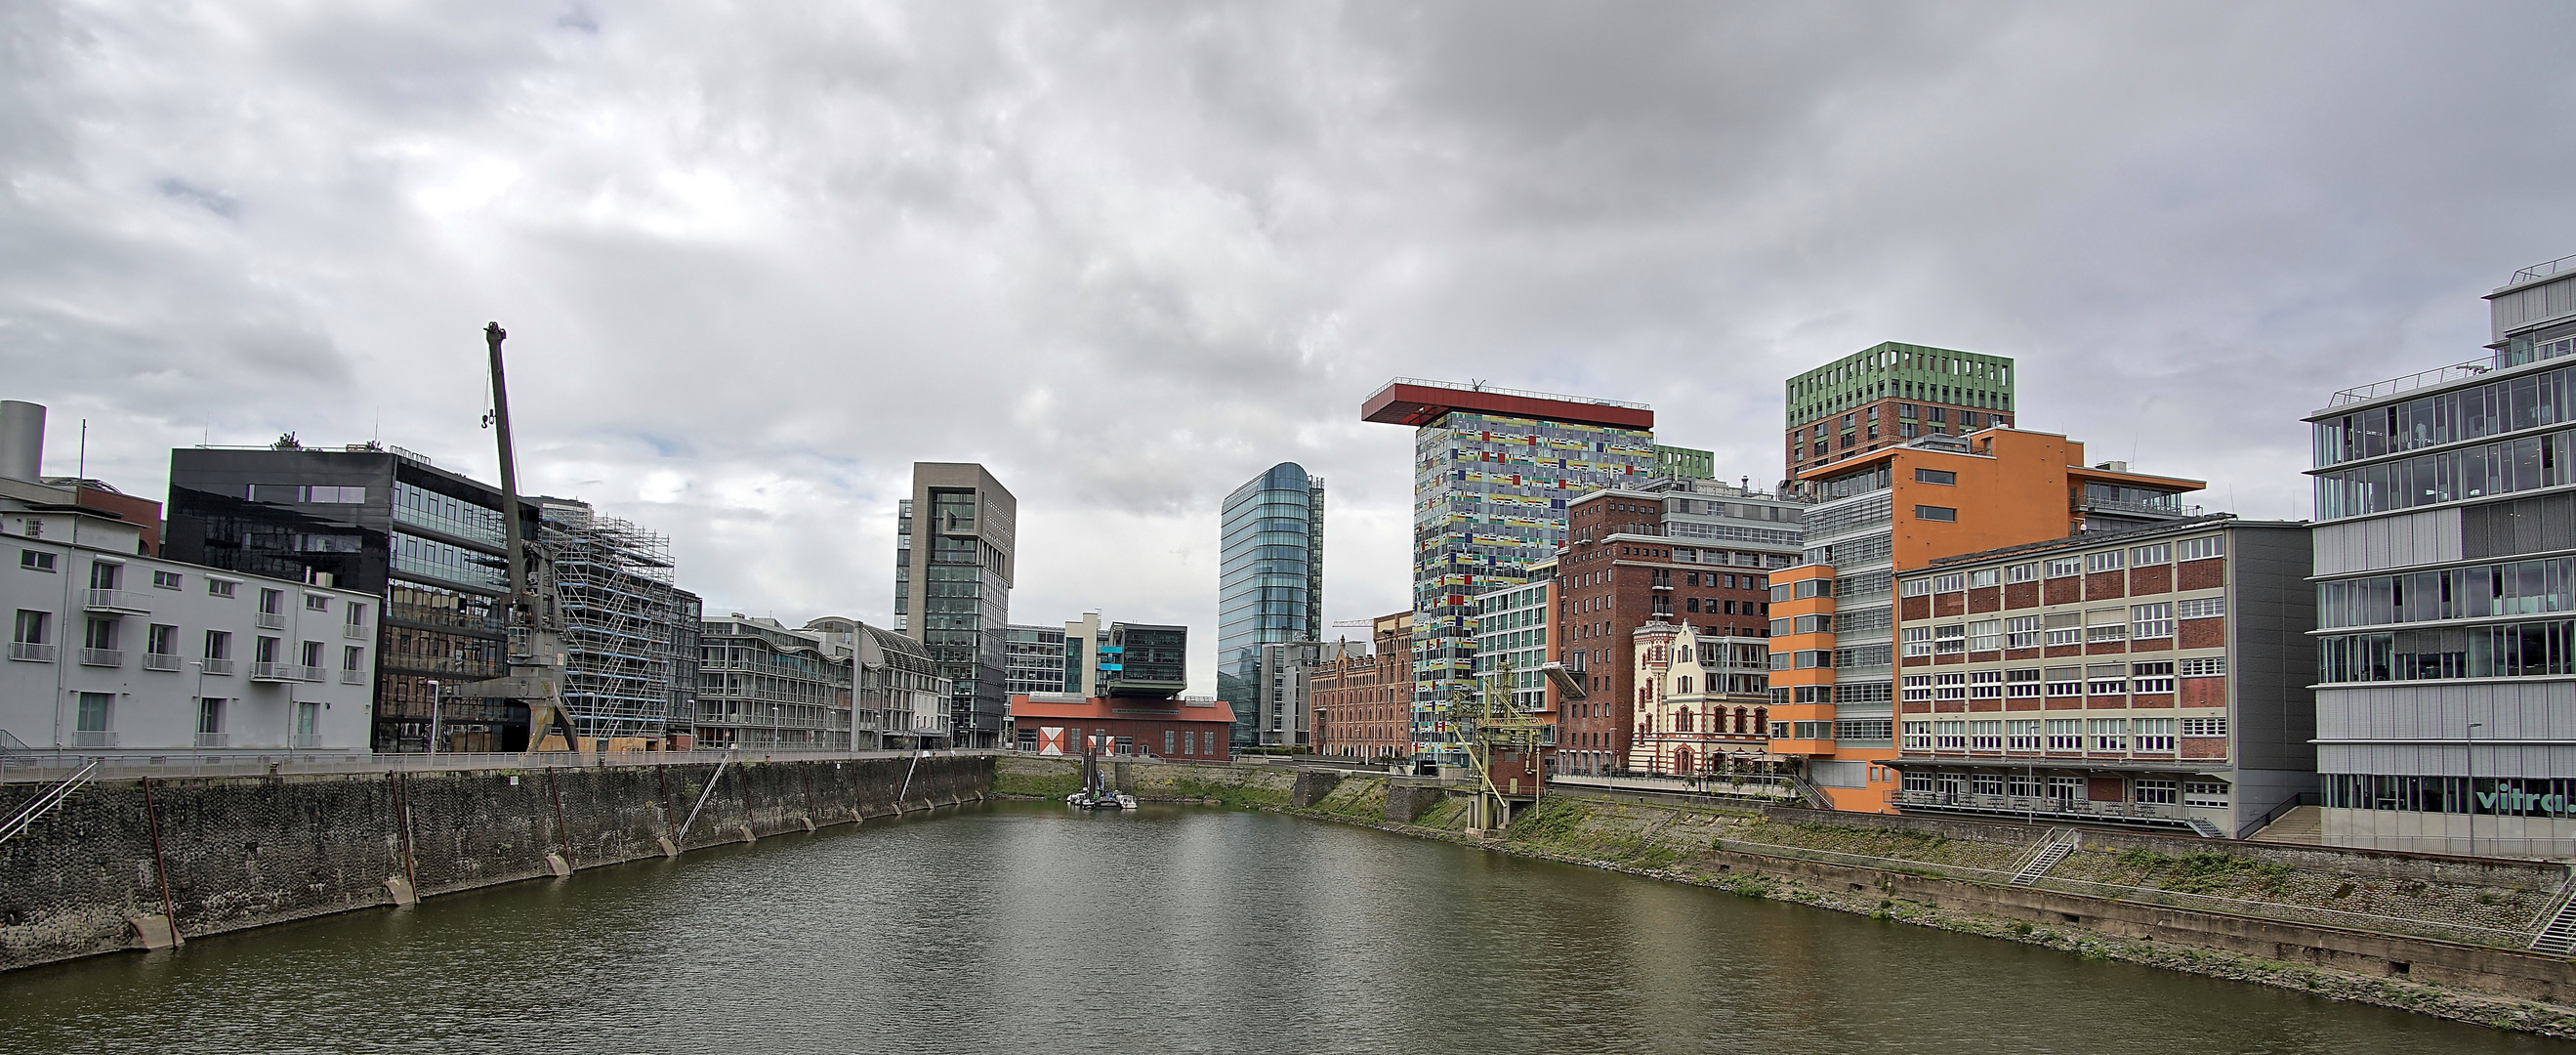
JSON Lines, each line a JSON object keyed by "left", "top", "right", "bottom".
{"left": 1361, "top": 381, "right": 1653, "bottom": 431}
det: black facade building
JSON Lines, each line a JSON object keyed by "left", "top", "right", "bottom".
{"left": 167, "top": 443, "right": 537, "bottom": 751}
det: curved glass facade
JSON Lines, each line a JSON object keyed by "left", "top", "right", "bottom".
{"left": 1219, "top": 463, "right": 1324, "bottom": 745}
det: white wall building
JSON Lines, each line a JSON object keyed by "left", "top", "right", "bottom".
{"left": 3, "top": 401, "right": 374, "bottom": 756}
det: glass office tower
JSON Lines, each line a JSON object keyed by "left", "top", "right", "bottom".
{"left": 1219, "top": 462, "right": 1324, "bottom": 747}
{"left": 894, "top": 463, "right": 1016, "bottom": 749}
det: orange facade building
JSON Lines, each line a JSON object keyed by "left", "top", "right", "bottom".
{"left": 1768, "top": 427, "right": 2205, "bottom": 812}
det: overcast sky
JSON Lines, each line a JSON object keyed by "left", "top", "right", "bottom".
{"left": 6, "top": 2, "right": 2573, "bottom": 693}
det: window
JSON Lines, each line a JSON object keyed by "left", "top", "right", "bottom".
{"left": 2007, "top": 719, "right": 2042, "bottom": 750}
{"left": 204, "top": 630, "right": 231, "bottom": 659}
{"left": 2046, "top": 557, "right": 2083, "bottom": 578}
{"left": 151, "top": 570, "right": 182, "bottom": 590}
{"left": 2006, "top": 668, "right": 2042, "bottom": 697}
{"left": 2135, "top": 778, "right": 2179, "bottom": 804}
{"left": 1794, "top": 613, "right": 1832, "bottom": 634}
{"left": 2130, "top": 660, "right": 2176, "bottom": 694}
{"left": 2181, "top": 717, "right": 2228, "bottom": 738}
{"left": 146, "top": 623, "right": 177, "bottom": 656}
{"left": 1164, "top": 730, "right": 1176, "bottom": 755}
{"left": 2087, "top": 663, "right": 2128, "bottom": 696}
{"left": 1934, "top": 672, "right": 1967, "bottom": 699}
{"left": 1968, "top": 619, "right": 2002, "bottom": 652}
{"left": 1969, "top": 670, "right": 2003, "bottom": 699}
{"left": 197, "top": 697, "right": 224, "bottom": 736}
{"left": 259, "top": 588, "right": 283, "bottom": 614}
{"left": 2130, "top": 542, "right": 2174, "bottom": 566}
{"left": 2179, "top": 655, "right": 2225, "bottom": 677}
{"left": 2179, "top": 535, "right": 2224, "bottom": 561}
{"left": 20, "top": 550, "right": 55, "bottom": 572}
{"left": 2045, "top": 719, "right": 2083, "bottom": 750}
{"left": 12, "top": 610, "right": 49, "bottom": 645}
{"left": 1901, "top": 577, "right": 1932, "bottom": 598}
{"left": 207, "top": 578, "right": 236, "bottom": 598}
{"left": 1970, "top": 719, "right": 2003, "bottom": 749}
{"left": 1901, "top": 625, "right": 1932, "bottom": 657}
{"left": 1934, "top": 720, "right": 1967, "bottom": 748}
{"left": 2089, "top": 718, "right": 2129, "bottom": 751}
{"left": 1902, "top": 721, "right": 1933, "bottom": 749}
{"left": 300, "top": 640, "right": 325, "bottom": 667}
{"left": 2006, "top": 563, "right": 2039, "bottom": 583}
{"left": 1933, "top": 573, "right": 1965, "bottom": 593}
{"left": 75, "top": 693, "right": 111, "bottom": 741}
{"left": 2178, "top": 596, "right": 2224, "bottom": 619}
{"left": 2045, "top": 666, "right": 2082, "bottom": 696}
{"left": 2086, "top": 609, "right": 2127, "bottom": 643}
{"left": 2044, "top": 612, "right": 2082, "bottom": 647}
{"left": 306, "top": 594, "right": 330, "bottom": 612}
{"left": 2132, "top": 602, "right": 2175, "bottom": 640}
{"left": 1968, "top": 569, "right": 2001, "bottom": 588}
{"left": 2134, "top": 718, "right": 2177, "bottom": 752}
{"left": 2088, "top": 550, "right": 2125, "bottom": 573}
{"left": 1794, "top": 650, "right": 1830, "bottom": 669}
{"left": 1934, "top": 624, "right": 1966, "bottom": 654}
{"left": 2183, "top": 781, "right": 2230, "bottom": 807}
{"left": 1915, "top": 468, "right": 1957, "bottom": 485}
{"left": 1900, "top": 675, "right": 1934, "bottom": 702}
{"left": 2006, "top": 615, "right": 2042, "bottom": 649}
{"left": 343, "top": 645, "right": 365, "bottom": 671}
{"left": 88, "top": 562, "right": 118, "bottom": 590}
{"left": 1916, "top": 505, "right": 1958, "bottom": 523}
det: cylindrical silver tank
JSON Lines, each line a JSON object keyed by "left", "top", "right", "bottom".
{"left": 0, "top": 401, "right": 43, "bottom": 483}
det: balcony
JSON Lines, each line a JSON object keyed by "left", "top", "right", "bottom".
{"left": 256, "top": 612, "right": 288, "bottom": 629}
{"left": 194, "top": 732, "right": 229, "bottom": 749}
{"left": 199, "top": 657, "right": 236, "bottom": 675}
{"left": 250, "top": 662, "right": 298, "bottom": 682}
{"left": 341, "top": 668, "right": 367, "bottom": 684}
{"left": 142, "top": 653, "right": 183, "bottom": 672}
{"left": 84, "top": 588, "right": 151, "bottom": 614}
{"left": 78, "top": 648, "right": 123, "bottom": 667}
{"left": 343, "top": 623, "right": 370, "bottom": 639}
{"left": 294, "top": 665, "right": 329, "bottom": 682}
{"left": 8, "top": 642, "right": 57, "bottom": 662}
{"left": 291, "top": 734, "right": 325, "bottom": 748}
{"left": 71, "top": 730, "right": 118, "bottom": 748}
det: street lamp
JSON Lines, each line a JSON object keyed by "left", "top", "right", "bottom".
{"left": 425, "top": 679, "right": 442, "bottom": 757}
{"left": 2468, "top": 721, "right": 2484, "bottom": 858}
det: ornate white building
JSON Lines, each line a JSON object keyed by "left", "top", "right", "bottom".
{"left": 1626, "top": 620, "right": 1772, "bottom": 775}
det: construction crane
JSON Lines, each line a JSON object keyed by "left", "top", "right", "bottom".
{"left": 1437, "top": 654, "right": 1553, "bottom": 830}
{"left": 446, "top": 322, "right": 584, "bottom": 756}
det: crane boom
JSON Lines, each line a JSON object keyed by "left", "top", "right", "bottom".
{"left": 446, "top": 322, "right": 582, "bottom": 755}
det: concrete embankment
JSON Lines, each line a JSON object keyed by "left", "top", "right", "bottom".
{"left": 1000, "top": 754, "right": 2576, "bottom": 1035}
{"left": 0, "top": 753, "right": 991, "bottom": 973}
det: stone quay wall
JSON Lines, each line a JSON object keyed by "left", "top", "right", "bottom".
{"left": 0, "top": 754, "right": 991, "bottom": 973}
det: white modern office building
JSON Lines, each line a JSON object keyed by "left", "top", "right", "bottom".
{"left": 2, "top": 401, "right": 374, "bottom": 757}
{"left": 2306, "top": 254, "right": 2576, "bottom": 858}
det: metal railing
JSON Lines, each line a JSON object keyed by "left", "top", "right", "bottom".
{"left": 250, "top": 662, "right": 296, "bottom": 681}
{"left": 2328, "top": 359, "right": 2494, "bottom": 407}
{"left": 1893, "top": 789, "right": 2213, "bottom": 826}
{"left": 193, "top": 733, "right": 229, "bottom": 748}
{"left": 83, "top": 588, "right": 150, "bottom": 612}
{"left": 2514, "top": 254, "right": 2576, "bottom": 285}
{"left": 343, "top": 623, "right": 369, "bottom": 639}
{"left": 77, "top": 648, "right": 123, "bottom": 667}
{"left": 340, "top": 669, "right": 366, "bottom": 684}
{"left": 199, "top": 657, "right": 235, "bottom": 675}
{"left": 1, "top": 759, "right": 97, "bottom": 847}
{"left": 8, "top": 642, "right": 56, "bottom": 662}
{"left": 142, "top": 653, "right": 183, "bottom": 672}
{"left": 70, "top": 731, "right": 117, "bottom": 748}
{"left": 290, "top": 734, "right": 325, "bottom": 748}
{"left": 2079, "top": 496, "right": 2204, "bottom": 518}
{"left": 0, "top": 746, "right": 1001, "bottom": 783}
{"left": 255, "top": 612, "right": 288, "bottom": 629}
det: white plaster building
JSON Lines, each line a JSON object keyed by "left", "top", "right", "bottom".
{"left": 2, "top": 401, "right": 374, "bottom": 757}
{"left": 1627, "top": 621, "right": 1773, "bottom": 775}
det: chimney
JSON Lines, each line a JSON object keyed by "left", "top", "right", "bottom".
{"left": 0, "top": 401, "right": 43, "bottom": 483}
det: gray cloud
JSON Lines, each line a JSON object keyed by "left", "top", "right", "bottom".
{"left": 4, "top": 0, "right": 2572, "bottom": 691}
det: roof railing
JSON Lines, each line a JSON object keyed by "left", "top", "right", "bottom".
{"left": 2327, "top": 359, "right": 2496, "bottom": 407}
{"left": 1377, "top": 377, "right": 1649, "bottom": 411}
{"left": 2512, "top": 254, "right": 2576, "bottom": 285}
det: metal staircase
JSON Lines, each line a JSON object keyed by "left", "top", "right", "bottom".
{"left": 2529, "top": 870, "right": 2576, "bottom": 955}
{"left": 1, "top": 759, "right": 99, "bottom": 848}
{"left": 2011, "top": 828, "right": 2078, "bottom": 887}
{"left": 2183, "top": 816, "right": 2224, "bottom": 838}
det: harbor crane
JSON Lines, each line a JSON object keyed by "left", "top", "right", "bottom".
{"left": 1436, "top": 655, "right": 1554, "bottom": 830}
{"left": 445, "top": 322, "right": 586, "bottom": 755}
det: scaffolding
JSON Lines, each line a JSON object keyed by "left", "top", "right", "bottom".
{"left": 539, "top": 501, "right": 698, "bottom": 741}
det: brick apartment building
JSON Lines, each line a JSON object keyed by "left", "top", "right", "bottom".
{"left": 1771, "top": 427, "right": 2207, "bottom": 812}
{"left": 1553, "top": 480, "right": 1802, "bottom": 777}
{"left": 1784, "top": 343, "right": 2017, "bottom": 481}
{"left": 1886, "top": 516, "right": 2315, "bottom": 837}
{"left": 1310, "top": 611, "right": 1412, "bottom": 761}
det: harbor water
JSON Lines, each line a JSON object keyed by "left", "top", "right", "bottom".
{"left": 0, "top": 801, "right": 2561, "bottom": 1054}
